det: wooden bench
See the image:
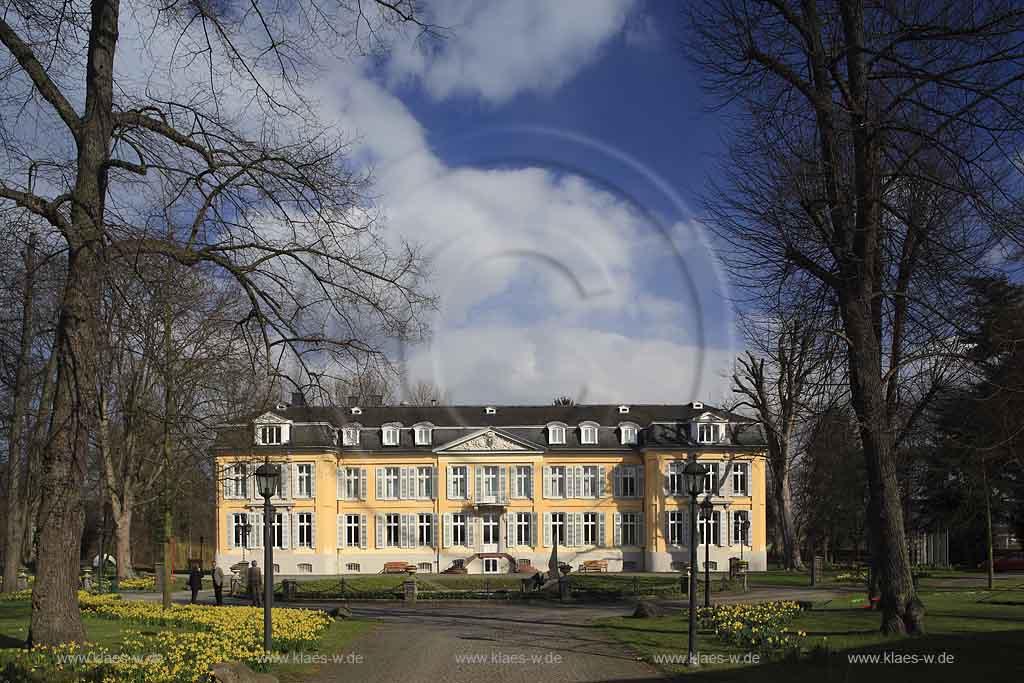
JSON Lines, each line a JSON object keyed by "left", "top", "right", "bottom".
{"left": 579, "top": 560, "right": 608, "bottom": 573}
{"left": 382, "top": 562, "right": 415, "bottom": 574}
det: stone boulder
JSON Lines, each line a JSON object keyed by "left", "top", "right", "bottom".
{"left": 211, "top": 662, "right": 278, "bottom": 683}
{"left": 631, "top": 599, "right": 665, "bottom": 618}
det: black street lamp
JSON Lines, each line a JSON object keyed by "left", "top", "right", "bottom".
{"left": 255, "top": 462, "right": 281, "bottom": 653}
{"left": 740, "top": 519, "right": 751, "bottom": 560}
{"left": 700, "top": 496, "right": 714, "bottom": 608}
{"left": 681, "top": 461, "right": 706, "bottom": 667}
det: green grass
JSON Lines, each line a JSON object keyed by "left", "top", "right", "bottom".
{"left": 599, "top": 590, "right": 1024, "bottom": 681}
{"left": 0, "top": 600, "right": 197, "bottom": 650}
{"left": 268, "top": 618, "right": 373, "bottom": 682}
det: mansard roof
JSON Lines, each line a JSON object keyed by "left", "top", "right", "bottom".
{"left": 212, "top": 403, "right": 765, "bottom": 452}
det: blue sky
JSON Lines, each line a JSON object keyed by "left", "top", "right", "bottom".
{"left": 101, "top": 0, "right": 740, "bottom": 405}
{"left": 338, "top": 0, "right": 742, "bottom": 404}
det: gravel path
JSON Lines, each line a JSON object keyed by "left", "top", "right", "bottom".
{"left": 316, "top": 602, "right": 665, "bottom": 683}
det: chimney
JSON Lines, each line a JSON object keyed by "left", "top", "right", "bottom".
{"left": 430, "top": 399, "right": 438, "bottom": 406}
{"left": 347, "top": 395, "right": 358, "bottom": 407}
{"left": 291, "top": 391, "right": 306, "bottom": 407}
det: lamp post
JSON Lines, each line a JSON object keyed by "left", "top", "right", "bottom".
{"left": 255, "top": 462, "right": 281, "bottom": 653}
{"left": 700, "top": 497, "right": 714, "bottom": 608}
{"left": 740, "top": 518, "right": 751, "bottom": 592}
{"left": 681, "top": 461, "right": 706, "bottom": 667}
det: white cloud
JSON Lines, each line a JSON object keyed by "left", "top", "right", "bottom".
{"left": 104, "top": 3, "right": 737, "bottom": 404}
{"left": 387, "top": 0, "right": 637, "bottom": 103}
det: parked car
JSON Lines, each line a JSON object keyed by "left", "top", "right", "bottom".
{"left": 992, "top": 556, "right": 1024, "bottom": 572}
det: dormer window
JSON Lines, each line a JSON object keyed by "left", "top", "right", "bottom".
{"left": 414, "top": 423, "right": 433, "bottom": 446}
{"left": 341, "top": 426, "right": 360, "bottom": 446}
{"left": 697, "top": 422, "right": 724, "bottom": 444}
{"left": 258, "top": 425, "right": 282, "bottom": 445}
{"left": 350, "top": 406, "right": 362, "bottom": 415}
{"left": 382, "top": 424, "right": 401, "bottom": 446}
{"left": 618, "top": 405, "right": 630, "bottom": 414}
{"left": 619, "top": 423, "right": 639, "bottom": 446}
{"left": 547, "top": 423, "right": 567, "bottom": 445}
{"left": 579, "top": 422, "right": 599, "bottom": 445}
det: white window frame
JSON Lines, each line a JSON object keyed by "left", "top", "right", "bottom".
{"left": 343, "top": 467, "right": 361, "bottom": 500}
{"left": 582, "top": 512, "right": 598, "bottom": 545}
{"left": 579, "top": 422, "right": 599, "bottom": 445}
{"left": 232, "top": 513, "right": 249, "bottom": 547}
{"left": 547, "top": 424, "right": 566, "bottom": 445}
{"left": 270, "top": 512, "right": 284, "bottom": 549}
{"left": 450, "top": 465, "right": 468, "bottom": 499}
{"left": 550, "top": 466, "right": 566, "bottom": 498}
{"left": 732, "top": 463, "right": 749, "bottom": 495}
{"left": 550, "top": 512, "right": 566, "bottom": 545}
{"left": 452, "top": 513, "right": 467, "bottom": 546}
{"left": 733, "top": 510, "right": 751, "bottom": 545}
{"left": 345, "top": 514, "right": 361, "bottom": 547}
{"left": 513, "top": 465, "right": 531, "bottom": 498}
{"left": 620, "top": 424, "right": 638, "bottom": 445}
{"left": 515, "top": 512, "right": 532, "bottom": 546}
{"left": 702, "top": 462, "right": 719, "bottom": 495}
{"left": 258, "top": 424, "right": 283, "bottom": 445}
{"left": 415, "top": 466, "right": 433, "bottom": 499}
{"left": 297, "top": 512, "right": 313, "bottom": 548}
{"left": 697, "top": 422, "right": 723, "bottom": 444}
{"left": 342, "top": 426, "right": 360, "bottom": 446}
{"left": 668, "top": 462, "right": 684, "bottom": 496}
{"left": 620, "top": 465, "right": 638, "bottom": 497}
{"left": 385, "top": 512, "right": 400, "bottom": 547}
{"left": 667, "top": 510, "right": 685, "bottom": 546}
{"left": 297, "top": 463, "right": 313, "bottom": 498}
{"left": 418, "top": 513, "right": 433, "bottom": 546}
{"left": 481, "top": 465, "right": 499, "bottom": 497}
{"left": 581, "top": 465, "right": 599, "bottom": 498}
{"left": 382, "top": 425, "right": 400, "bottom": 446}
{"left": 229, "top": 464, "right": 248, "bottom": 498}
{"left": 414, "top": 425, "right": 432, "bottom": 446}
{"left": 621, "top": 512, "right": 640, "bottom": 546}
{"left": 698, "top": 508, "right": 719, "bottom": 545}
{"left": 381, "top": 467, "right": 399, "bottom": 499}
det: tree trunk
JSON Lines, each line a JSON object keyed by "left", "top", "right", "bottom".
{"left": 2, "top": 234, "right": 37, "bottom": 593}
{"left": 29, "top": 0, "right": 119, "bottom": 645}
{"left": 113, "top": 502, "right": 134, "bottom": 581}
{"left": 775, "top": 468, "right": 805, "bottom": 571}
{"left": 844, "top": 298, "right": 924, "bottom": 634}
{"left": 983, "top": 462, "right": 994, "bottom": 591}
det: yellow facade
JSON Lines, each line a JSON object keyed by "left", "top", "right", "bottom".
{"left": 215, "top": 416, "right": 767, "bottom": 575}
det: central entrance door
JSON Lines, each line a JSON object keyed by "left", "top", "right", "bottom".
{"left": 482, "top": 513, "right": 499, "bottom": 553}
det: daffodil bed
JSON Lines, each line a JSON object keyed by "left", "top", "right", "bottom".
{"left": 698, "top": 601, "right": 806, "bottom": 655}
{"left": 0, "top": 592, "right": 332, "bottom": 683}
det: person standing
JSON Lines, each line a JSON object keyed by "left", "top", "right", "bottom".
{"left": 248, "top": 560, "right": 262, "bottom": 607}
{"left": 212, "top": 561, "right": 224, "bottom": 606}
{"left": 188, "top": 563, "right": 203, "bottom": 604}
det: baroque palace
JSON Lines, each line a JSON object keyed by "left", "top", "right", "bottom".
{"left": 213, "top": 398, "right": 768, "bottom": 575}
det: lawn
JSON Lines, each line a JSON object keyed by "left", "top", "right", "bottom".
{"left": 599, "top": 589, "right": 1024, "bottom": 681}
{"left": 268, "top": 618, "right": 373, "bottom": 683}
{"left": 0, "top": 597, "right": 372, "bottom": 682}
{"left": 291, "top": 573, "right": 526, "bottom": 594}
{"left": 0, "top": 599, "right": 185, "bottom": 650}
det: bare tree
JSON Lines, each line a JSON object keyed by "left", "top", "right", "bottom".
{"left": 732, "top": 309, "right": 840, "bottom": 571}
{"left": 404, "top": 380, "right": 451, "bottom": 406}
{"left": 688, "top": 0, "right": 1024, "bottom": 634}
{"left": 0, "top": 0, "right": 435, "bottom": 644}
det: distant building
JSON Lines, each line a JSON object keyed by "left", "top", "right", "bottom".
{"left": 213, "top": 401, "right": 768, "bottom": 574}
